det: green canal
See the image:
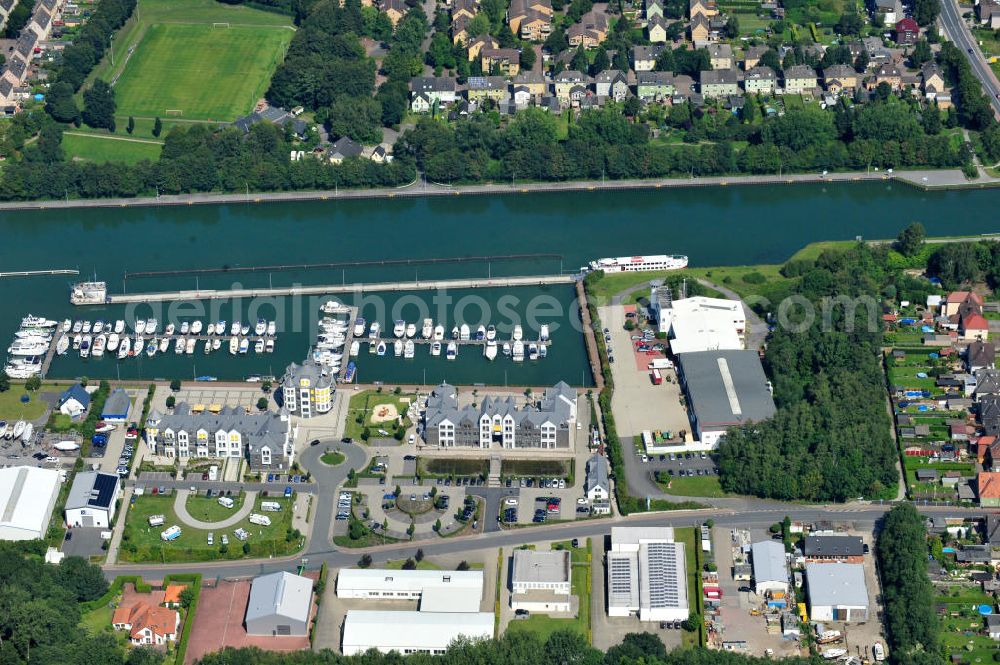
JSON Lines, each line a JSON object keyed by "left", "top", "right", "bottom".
{"left": 3, "top": 181, "right": 998, "bottom": 385}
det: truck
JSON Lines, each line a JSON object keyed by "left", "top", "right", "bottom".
{"left": 651, "top": 369, "right": 663, "bottom": 385}
{"left": 260, "top": 500, "right": 282, "bottom": 512}
{"left": 648, "top": 358, "right": 674, "bottom": 370}
{"left": 218, "top": 496, "right": 234, "bottom": 508}
{"left": 160, "top": 525, "right": 182, "bottom": 541}
{"left": 248, "top": 513, "right": 271, "bottom": 526}
{"left": 148, "top": 514, "right": 165, "bottom": 527}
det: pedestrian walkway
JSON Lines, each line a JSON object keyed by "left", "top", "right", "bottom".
{"left": 105, "top": 486, "right": 132, "bottom": 564}
{"left": 173, "top": 489, "right": 258, "bottom": 529}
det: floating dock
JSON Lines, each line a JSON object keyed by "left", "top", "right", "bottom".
{"left": 0, "top": 269, "right": 79, "bottom": 277}
{"left": 89, "top": 274, "right": 576, "bottom": 306}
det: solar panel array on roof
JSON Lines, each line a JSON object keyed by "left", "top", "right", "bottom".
{"left": 90, "top": 473, "right": 117, "bottom": 508}
{"left": 644, "top": 542, "right": 682, "bottom": 609}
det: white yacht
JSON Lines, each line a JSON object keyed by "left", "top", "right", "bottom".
{"left": 146, "top": 318, "right": 157, "bottom": 335}
{"left": 353, "top": 318, "right": 366, "bottom": 337}
{"left": 207, "top": 323, "right": 216, "bottom": 336}
{"left": 80, "top": 334, "right": 92, "bottom": 357}
{"left": 11, "top": 421, "right": 25, "bottom": 440}
{"left": 114, "top": 320, "right": 125, "bottom": 334}
{"left": 451, "top": 326, "right": 459, "bottom": 340}
{"left": 135, "top": 319, "right": 145, "bottom": 334}
{"left": 446, "top": 341, "right": 457, "bottom": 360}
{"left": 159, "top": 337, "right": 170, "bottom": 353}
{"left": 265, "top": 338, "right": 274, "bottom": 353}
{"left": 421, "top": 319, "right": 433, "bottom": 339}
{"left": 369, "top": 341, "right": 377, "bottom": 354}
{"left": 512, "top": 340, "right": 525, "bottom": 362}
{"left": 430, "top": 341, "right": 442, "bottom": 356}
{"left": 175, "top": 337, "right": 185, "bottom": 354}
{"left": 393, "top": 320, "right": 405, "bottom": 338}
{"left": 20, "top": 315, "right": 57, "bottom": 328}
{"left": 369, "top": 322, "right": 381, "bottom": 339}
{"left": 485, "top": 339, "right": 498, "bottom": 360}
{"left": 476, "top": 325, "right": 486, "bottom": 340}
{"left": 267, "top": 321, "right": 276, "bottom": 336}
{"left": 254, "top": 319, "right": 266, "bottom": 336}
{"left": 528, "top": 343, "right": 539, "bottom": 361}
{"left": 229, "top": 336, "right": 239, "bottom": 354}
{"left": 61, "top": 319, "right": 72, "bottom": 332}
{"left": 540, "top": 324, "right": 550, "bottom": 341}
{"left": 254, "top": 339, "right": 265, "bottom": 353}
{"left": 20, "top": 423, "right": 32, "bottom": 443}
{"left": 72, "top": 320, "right": 83, "bottom": 333}
{"left": 93, "top": 320, "right": 105, "bottom": 334}
{"left": 393, "top": 340, "right": 403, "bottom": 356}
{"left": 204, "top": 338, "right": 212, "bottom": 354}
{"left": 216, "top": 320, "right": 226, "bottom": 335}
{"left": 240, "top": 322, "right": 251, "bottom": 336}
{"left": 404, "top": 340, "right": 415, "bottom": 358}
{"left": 82, "top": 320, "right": 92, "bottom": 334}
{"left": 513, "top": 324, "right": 523, "bottom": 341}
{"left": 117, "top": 336, "right": 130, "bottom": 359}
{"left": 180, "top": 321, "right": 190, "bottom": 335}
{"left": 147, "top": 341, "right": 157, "bottom": 358}
{"left": 405, "top": 323, "right": 416, "bottom": 338}
{"left": 165, "top": 323, "right": 175, "bottom": 336}
{"left": 185, "top": 338, "right": 196, "bottom": 354}
{"left": 376, "top": 341, "right": 387, "bottom": 356}
{"left": 486, "top": 324, "right": 497, "bottom": 341}
{"left": 92, "top": 334, "right": 106, "bottom": 357}
{"left": 134, "top": 336, "right": 145, "bottom": 355}
{"left": 231, "top": 321, "right": 241, "bottom": 336}
{"left": 459, "top": 324, "right": 470, "bottom": 341}
{"left": 539, "top": 344, "right": 547, "bottom": 358}
{"left": 350, "top": 341, "right": 360, "bottom": 357}
{"left": 213, "top": 338, "right": 222, "bottom": 351}
{"left": 56, "top": 335, "right": 70, "bottom": 355}
{"left": 238, "top": 338, "right": 249, "bottom": 354}
{"left": 107, "top": 333, "right": 120, "bottom": 352}
{"left": 433, "top": 324, "right": 444, "bottom": 340}
{"left": 503, "top": 342, "right": 511, "bottom": 356}
{"left": 321, "top": 299, "right": 344, "bottom": 314}
{"left": 191, "top": 320, "right": 203, "bottom": 335}
{"left": 72, "top": 334, "right": 82, "bottom": 350}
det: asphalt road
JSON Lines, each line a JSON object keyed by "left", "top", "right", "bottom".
{"left": 940, "top": 0, "right": 1000, "bottom": 116}
{"left": 297, "top": 441, "right": 369, "bottom": 555}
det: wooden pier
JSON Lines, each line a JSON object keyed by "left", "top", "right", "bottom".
{"left": 38, "top": 331, "right": 65, "bottom": 378}
{"left": 334, "top": 307, "right": 358, "bottom": 383}
{"left": 87, "top": 274, "right": 576, "bottom": 306}
{"left": 0, "top": 269, "right": 79, "bottom": 277}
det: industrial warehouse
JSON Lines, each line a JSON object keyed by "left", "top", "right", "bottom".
{"left": 510, "top": 549, "right": 573, "bottom": 613}
{"left": 0, "top": 466, "right": 60, "bottom": 541}
{"left": 805, "top": 563, "right": 870, "bottom": 622}
{"left": 606, "top": 527, "right": 689, "bottom": 622}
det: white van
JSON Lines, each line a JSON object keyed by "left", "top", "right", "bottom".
{"left": 218, "top": 496, "right": 234, "bottom": 508}
{"left": 148, "top": 514, "right": 165, "bottom": 527}
{"left": 260, "top": 501, "right": 281, "bottom": 512}
{"left": 248, "top": 513, "right": 271, "bottom": 526}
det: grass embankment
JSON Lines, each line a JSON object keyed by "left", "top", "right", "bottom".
{"left": 63, "top": 133, "right": 162, "bottom": 165}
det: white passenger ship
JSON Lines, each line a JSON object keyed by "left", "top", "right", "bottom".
{"left": 587, "top": 254, "right": 688, "bottom": 273}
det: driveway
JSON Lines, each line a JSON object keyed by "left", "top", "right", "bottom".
{"left": 298, "top": 440, "right": 369, "bottom": 555}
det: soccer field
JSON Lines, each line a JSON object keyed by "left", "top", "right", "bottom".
{"left": 112, "top": 23, "right": 292, "bottom": 121}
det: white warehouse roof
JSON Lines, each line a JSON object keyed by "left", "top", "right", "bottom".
{"left": 342, "top": 611, "right": 493, "bottom": 655}
{"left": 336, "top": 568, "right": 484, "bottom": 613}
{"left": 611, "top": 526, "right": 674, "bottom": 552}
{"left": 0, "top": 466, "right": 60, "bottom": 541}
{"left": 805, "top": 563, "right": 869, "bottom": 608}
{"left": 246, "top": 571, "right": 313, "bottom": 626}
{"left": 639, "top": 541, "right": 688, "bottom": 618}
{"left": 752, "top": 541, "right": 789, "bottom": 585}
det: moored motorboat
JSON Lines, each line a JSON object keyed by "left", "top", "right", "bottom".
{"left": 147, "top": 318, "right": 157, "bottom": 335}
{"left": 229, "top": 336, "right": 239, "bottom": 354}
{"left": 254, "top": 339, "right": 264, "bottom": 353}
{"left": 430, "top": 341, "right": 442, "bottom": 356}
{"left": 405, "top": 322, "right": 416, "bottom": 338}
{"left": 539, "top": 344, "right": 547, "bottom": 358}
{"left": 117, "top": 336, "right": 130, "bottom": 359}
{"left": 240, "top": 322, "right": 250, "bottom": 336}
{"left": 238, "top": 338, "right": 249, "bottom": 354}
{"left": 81, "top": 334, "right": 92, "bottom": 357}
{"left": 56, "top": 335, "right": 70, "bottom": 355}
{"left": 404, "top": 340, "right": 415, "bottom": 358}
{"left": 72, "top": 320, "right": 83, "bottom": 333}
{"left": 175, "top": 337, "right": 185, "bottom": 354}
{"left": 393, "top": 340, "right": 403, "bottom": 356}
{"left": 185, "top": 338, "right": 196, "bottom": 354}
{"left": 369, "top": 321, "right": 381, "bottom": 339}
{"left": 502, "top": 342, "right": 511, "bottom": 356}
{"left": 107, "top": 333, "right": 120, "bottom": 352}
{"left": 180, "top": 321, "right": 189, "bottom": 335}
{"left": 191, "top": 320, "right": 203, "bottom": 335}
{"left": 476, "top": 325, "right": 486, "bottom": 340}
{"left": 350, "top": 341, "right": 360, "bottom": 357}
{"left": 376, "top": 340, "right": 387, "bottom": 356}
{"left": 433, "top": 324, "right": 444, "bottom": 340}
{"left": 72, "top": 334, "right": 82, "bottom": 350}
{"left": 212, "top": 338, "right": 222, "bottom": 351}
{"left": 512, "top": 340, "right": 524, "bottom": 362}
{"left": 82, "top": 320, "right": 92, "bottom": 334}
{"left": 93, "top": 320, "right": 105, "bottom": 334}
{"left": 254, "top": 319, "right": 266, "bottom": 336}
{"left": 354, "top": 318, "right": 366, "bottom": 337}
{"left": 485, "top": 339, "right": 498, "bottom": 360}
{"left": 114, "top": 320, "right": 125, "bottom": 334}
{"left": 513, "top": 324, "right": 523, "bottom": 341}
{"left": 146, "top": 341, "right": 157, "bottom": 358}
{"left": 528, "top": 343, "right": 539, "bottom": 360}
{"left": 165, "top": 323, "right": 175, "bottom": 336}
{"left": 393, "top": 320, "right": 405, "bottom": 338}
{"left": 540, "top": 324, "right": 550, "bottom": 341}
{"left": 446, "top": 341, "right": 457, "bottom": 360}
{"left": 487, "top": 325, "right": 499, "bottom": 341}
{"left": 459, "top": 324, "right": 470, "bottom": 340}
{"left": 92, "top": 334, "right": 106, "bottom": 357}
{"left": 421, "top": 319, "right": 433, "bottom": 339}
{"left": 451, "top": 326, "right": 459, "bottom": 340}
{"left": 134, "top": 336, "right": 145, "bottom": 355}
{"left": 231, "top": 321, "right": 241, "bottom": 336}
{"left": 61, "top": 319, "right": 72, "bottom": 332}
{"left": 207, "top": 323, "right": 216, "bottom": 336}
{"left": 135, "top": 319, "right": 146, "bottom": 334}
{"left": 369, "top": 341, "right": 377, "bottom": 354}
{"left": 267, "top": 321, "right": 276, "bottom": 336}
{"left": 159, "top": 337, "right": 169, "bottom": 352}
{"left": 265, "top": 338, "right": 274, "bottom": 353}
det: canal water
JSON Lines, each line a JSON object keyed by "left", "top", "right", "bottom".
{"left": 5, "top": 181, "right": 1000, "bottom": 385}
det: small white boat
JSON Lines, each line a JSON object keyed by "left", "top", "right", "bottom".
{"left": 459, "top": 324, "right": 470, "bottom": 340}
{"left": 72, "top": 333, "right": 82, "bottom": 350}
{"left": 146, "top": 341, "right": 157, "bottom": 358}
{"left": 191, "top": 320, "right": 203, "bottom": 335}
{"left": 446, "top": 341, "right": 457, "bottom": 360}
{"left": 165, "top": 323, "right": 175, "bottom": 336}
{"left": 369, "top": 341, "right": 377, "bottom": 354}
{"left": 539, "top": 344, "right": 547, "bottom": 358}
{"left": 540, "top": 324, "right": 550, "bottom": 341}
{"left": 207, "top": 323, "right": 216, "bottom": 336}
{"left": 216, "top": 320, "right": 226, "bottom": 335}
{"left": 369, "top": 322, "right": 381, "bottom": 339}
{"left": 350, "top": 341, "right": 360, "bottom": 356}
{"left": 376, "top": 341, "right": 387, "bottom": 356}
{"left": 393, "top": 320, "right": 405, "bottom": 338}
{"left": 135, "top": 319, "right": 146, "bottom": 334}
{"left": 204, "top": 338, "right": 212, "bottom": 354}
{"left": 175, "top": 337, "right": 185, "bottom": 354}
{"left": 185, "top": 338, "right": 196, "bottom": 354}
{"left": 212, "top": 338, "right": 222, "bottom": 351}
{"left": 422, "top": 319, "right": 433, "bottom": 339}
{"left": 80, "top": 334, "right": 92, "bottom": 357}
{"left": 21, "top": 422, "right": 32, "bottom": 443}
{"left": 56, "top": 335, "right": 69, "bottom": 355}
{"left": 92, "top": 334, "right": 106, "bottom": 357}
{"left": 451, "top": 326, "right": 459, "bottom": 339}
{"left": 82, "top": 320, "right": 92, "bottom": 334}
{"left": 254, "top": 339, "right": 264, "bottom": 353}
{"left": 320, "top": 299, "right": 344, "bottom": 313}
{"left": 0, "top": 422, "right": 8, "bottom": 438}
{"left": 107, "top": 333, "right": 120, "bottom": 352}
{"left": 512, "top": 340, "right": 524, "bottom": 362}
{"left": 146, "top": 318, "right": 157, "bottom": 335}
{"left": 11, "top": 420, "right": 25, "bottom": 439}
{"left": 431, "top": 340, "right": 442, "bottom": 356}
{"left": 353, "top": 318, "right": 366, "bottom": 337}
{"left": 229, "top": 336, "right": 239, "bottom": 354}
{"left": 503, "top": 342, "right": 511, "bottom": 356}
{"left": 476, "top": 324, "right": 486, "bottom": 340}
{"left": 265, "top": 338, "right": 274, "bottom": 353}
{"left": 159, "top": 337, "right": 169, "bottom": 352}
{"left": 231, "top": 321, "right": 241, "bottom": 336}
{"left": 485, "top": 339, "right": 498, "bottom": 360}
{"left": 393, "top": 340, "right": 403, "bottom": 356}
{"left": 267, "top": 321, "right": 276, "bottom": 336}
{"left": 117, "top": 336, "right": 130, "bottom": 359}
{"left": 93, "top": 320, "right": 105, "bottom": 334}
{"left": 240, "top": 323, "right": 250, "bottom": 336}
{"left": 404, "top": 340, "right": 415, "bottom": 358}
{"left": 405, "top": 322, "right": 416, "bottom": 338}
{"left": 822, "top": 650, "right": 847, "bottom": 660}
{"left": 528, "top": 343, "right": 539, "bottom": 360}
{"left": 238, "top": 338, "right": 249, "bottom": 354}
{"left": 134, "top": 336, "right": 144, "bottom": 355}
{"left": 114, "top": 320, "right": 125, "bottom": 334}
{"left": 180, "top": 321, "right": 190, "bottom": 335}
{"left": 513, "top": 324, "right": 523, "bottom": 341}
{"left": 433, "top": 324, "right": 444, "bottom": 340}
{"left": 71, "top": 320, "right": 82, "bottom": 333}
{"left": 54, "top": 440, "right": 80, "bottom": 451}
{"left": 61, "top": 319, "right": 72, "bottom": 332}
{"left": 254, "top": 319, "right": 266, "bottom": 336}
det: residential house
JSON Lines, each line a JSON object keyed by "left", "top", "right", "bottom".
{"left": 701, "top": 68, "right": 740, "bottom": 97}
{"left": 163, "top": 585, "right": 187, "bottom": 609}
{"left": 481, "top": 47, "right": 520, "bottom": 75}
{"left": 894, "top": 17, "right": 919, "bottom": 44}
{"left": 646, "top": 0, "right": 664, "bottom": 19}
{"left": 689, "top": 0, "right": 717, "bottom": 19}
{"left": 279, "top": 356, "right": 335, "bottom": 418}
{"left": 584, "top": 454, "right": 610, "bottom": 501}
{"left": 411, "top": 93, "right": 431, "bottom": 112}
{"left": 870, "top": 62, "right": 903, "bottom": 90}
{"left": 381, "top": 0, "right": 407, "bottom": 26}
{"left": 113, "top": 603, "right": 180, "bottom": 646}
{"left": 945, "top": 291, "right": 985, "bottom": 318}
{"left": 743, "top": 44, "right": 768, "bottom": 70}
{"left": 467, "top": 35, "right": 498, "bottom": 60}
{"left": 508, "top": 0, "right": 552, "bottom": 39}
{"left": 513, "top": 71, "right": 547, "bottom": 98}
{"left": 873, "top": 0, "right": 902, "bottom": 23}
{"left": 234, "top": 105, "right": 308, "bottom": 139}
{"left": 647, "top": 14, "right": 668, "bottom": 42}
{"left": 783, "top": 65, "right": 817, "bottom": 94}
{"left": 978, "top": 368, "right": 1000, "bottom": 397}
{"left": 979, "top": 0, "right": 1000, "bottom": 28}
{"left": 58, "top": 383, "right": 90, "bottom": 419}
{"left": 823, "top": 64, "right": 859, "bottom": 93}
{"left": 803, "top": 536, "right": 865, "bottom": 563}
{"left": 981, "top": 472, "right": 1000, "bottom": 507}
{"left": 451, "top": 15, "right": 471, "bottom": 45}
{"left": 554, "top": 70, "right": 589, "bottom": 102}
{"left": 922, "top": 62, "right": 946, "bottom": 99}
{"left": 513, "top": 85, "right": 532, "bottom": 108}
{"left": 962, "top": 313, "right": 990, "bottom": 342}
{"left": 411, "top": 76, "right": 458, "bottom": 106}
{"left": 690, "top": 14, "right": 710, "bottom": 43}
{"left": 708, "top": 43, "right": 734, "bottom": 70}
{"left": 632, "top": 44, "right": 665, "bottom": 71}
{"left": 968, "top": 341, "right": 996, "bottom": 373}
{"left": 568, "top": 10, "right": 609, "bottom": 47}
{"left": 861, "top": 36, "right": 891, "bottom": 64}
{"left": 637, "top": 70, "right": 675, "bottom": 101}
{"left": 977, "top": 435, "right": 997, "bottom": 465}
{"left": 983, "top": 394, "right": 1000, "bottom": 437}
{"left": 743, "top": 65, "right": 775, "bottom": 94}
{"left": 595, "top": 69, "right": 629, "bottom": 101}
{"left": 452, "top": 0, "right": 478, "bottom": 21}
{"left": 466, "top": 76, "right": 510, "bottom": 103}
{"left": 518, "top": 11, "right": 552, "bottom": 40}
{"left": 986, "top": 614, "right": 1000, "bottom": 640}
{"left": 327, "top": 137, "right": 364, "bottom": 163}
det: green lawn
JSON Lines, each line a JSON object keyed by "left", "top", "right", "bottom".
{"left": 80, "top": 603, "right": 116, "bottom": 637}
{"left": 937, "top": 586, "right": 998, "bottom": 664}
{"left": 63, "top": 133, "right": 162, "bottom": 165}
{"left": 658, "top": 473, "right": 727, "bottom": 498}
{"left": 385, "top": 558, "right": 441, "bottom": 570}
{"left": 507, "top": 551, "right": 591, "bottom": 642}
{"left": 120, "top": 493, "right": 299, "bottom": 563}
{"left": 321, "top": 451, "right": 346, "bottom": 466}
{"left": 674, "top": 527, "right": 705, "bottom": 647}
{"left": 183, "top": 491, "right": 245, "bottom": 522}
{"left": 586, "top": 264, "right": 789, "bottom": 305}
{"left": 112, "top": 22, "right": 292, "bottom": 121}
{"left": 0, "top": 384, "right": 57, "bottom": 421}
{"left": 344, "top": 390, "right": 415, "bottom": 441}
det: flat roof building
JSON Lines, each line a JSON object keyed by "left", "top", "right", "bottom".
{"left": 336, "top": 568, "right": 484, "bottom": 613}
{"left": 65, "top": 471, "right": 120, "bottom": 529}
{"left": 0, "top": 466, "right": 60, "bottom": 540}
{"left": 751, "top": 541, "right": 789, "bottom": 595}
{"left": 652, "top": 292, "right": 746, "bottom": 353}
{"left": 511, "top": 549, "right": 572, "bottom": 612}
{"left": 805, "top": 563, "right": 869, "bottom": 622}
{"left": 342, "top": 610, "right": 494, "bottom": 655}
{"left": 245, "top": 571, "right": 313, "bottom": 636}
{"left": 607, "top": 527, "right": 688, "bottom": 621}
{"left": 677, "top": 350, "right": 776, "bottom": 446}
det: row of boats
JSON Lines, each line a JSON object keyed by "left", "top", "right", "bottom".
{"left": 65, "top": 317, "right": 278, "bottom": 337}
{"left": 62, "top": 332, "right": 277, "bottom": 359}
{"left": 0, "top": 419, "right": 33, "bottom": 443}
{"left": 5, "top": 315, "right": 61, "bottom": 377}
{"left": 349, "top": 337, "right": 546, "bottom": 361}
{"left": 356, "top": 317, "right": 550, "bottom": 344}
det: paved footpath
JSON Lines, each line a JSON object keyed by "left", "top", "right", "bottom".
{"left": 173, "top": 489, "right": 258, "bottom": 529}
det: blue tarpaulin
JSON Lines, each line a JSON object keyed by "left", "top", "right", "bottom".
{"left": 928, "top": 352, "right": 939, "bottom": 358}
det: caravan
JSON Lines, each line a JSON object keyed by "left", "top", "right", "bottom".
{"left": 160, "top": 525, "right": 182, "bottom": 541}
{"left": 148, "top": 514, "right": 165, "bottom": 527}
{"left": 260, "top": 501, "right": 282, "bottom": 512}
{"left": 248, "top": 513, "right": 271, "bottom": 526}
{"left": 218, "top": 496, "right": 234, "bottom": 508}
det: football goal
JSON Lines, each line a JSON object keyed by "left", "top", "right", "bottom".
{"left": 165, "top": 109, "right": 184, "bottom": 116}
{"left": 213, "top": 22, "right": 230, "bottom": 28}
